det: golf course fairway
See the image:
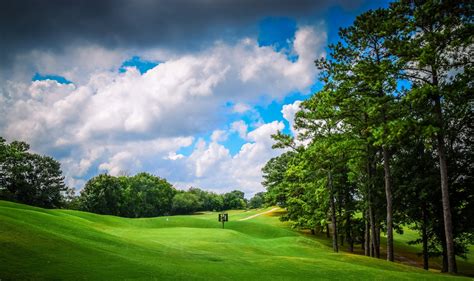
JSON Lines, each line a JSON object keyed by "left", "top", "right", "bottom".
{"left": 0, "top": 200, "right": 470, "bottom": 280}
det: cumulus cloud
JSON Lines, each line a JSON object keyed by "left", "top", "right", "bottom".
{"left": 231, "top": 121, "right": 249, "bottom": 140}
{"left": 98, "top": 151, "right": 139, "bottom": 176}
{"left": 188, "top": 140, "right": 231, "bottom": 178}
{"left": 1, "top": 25, "right": 325, "bottom": 192}
{"left": 182, "top": 121, "right": 285, "bottom": 195}
{"left": 59, "top": 137, "right": 194, "bottom": 187}
{"left": 232, "top": 103, "right": 251, "bottom": 113}
{"left": 282, "top": 100, "right": 302, "bottom": 136}
{"left": 3, "top": 25, "right": 323, "bottom": 141}
{"left": 166, "top": 152, "right": 185, "bottom": 161}
{"left": 281, "top": 100, "right": 311, "bottom": 146}
{"left": 229, "top": 121, "right": 285, "bottom": 192}
{"left": 211, "top": 130, "right": 229, "bottom": 143}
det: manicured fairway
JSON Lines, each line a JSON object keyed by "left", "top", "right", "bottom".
{"left": 0, "top": 201, "right": 470, "bottom": 280}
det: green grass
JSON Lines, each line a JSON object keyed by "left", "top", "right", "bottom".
{"left": 391, "top": 228, "right": 474, "bottom": 276}
{"left": 0, "top": 201, "right": 470, "bottom": 280}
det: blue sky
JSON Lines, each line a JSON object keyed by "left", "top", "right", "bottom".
{"left": 2, "top": 0, "right": 392, "bottom": 196}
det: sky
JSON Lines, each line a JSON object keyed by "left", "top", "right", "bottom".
{"left": 0, "top": 0, "right": 390, "bottom": 197}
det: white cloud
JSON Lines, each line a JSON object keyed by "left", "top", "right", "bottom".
{"left": 166, "top": 152, "right": 185, "bottom": 161}
{"left": 188, "top": 139, "right": 231, "bottom": 178}
{"left": 0, "top": 25, "right": 326, "bottom": 192}
{"left": 230, "top": 120, "right": 248, "bottom": 140}
{"left": 211, "top": 129, "right": 228, "bottom": 143}
{"left": 232, "top": 102, "right": 251, "bottom": 113}
{"left": 282, "top": 100, "right": 302, "bottom": 136}
{"left": 229, "top": 121, "right": 285, "bottom": 193}
{"left": 58, "top": 136, "right": 194, "bottom": 186}
{"left": 281, "top": 100, "right": 311, "bottom": 146}
{"left": 181, "top": 121, "right": 284, "bottom": 195}
{"left": 98, "top": 151, "right": 139, "bottom": 176}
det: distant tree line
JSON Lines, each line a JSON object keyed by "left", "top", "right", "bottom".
{"left": 263, "top": 0, "right": 472, "bottom": 274}
{"left": 73, "top": 173, "right": 262, "bottom": 217}
{"left": 1, "top": 137, "right": 265, "bottom": 216}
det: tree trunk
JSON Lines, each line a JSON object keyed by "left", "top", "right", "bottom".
{"left": 367, "top": 154, "right": 377, "bottom": 258}
{"left": 383, "top": 147, "right": 394, "bottom": 262}
{"left": 326, "top": 223, "right": 330, "bottom": 238}
{"left": 442, "top": 243, "right": 448, "bottom": 273}
{"left": 346, "top": 212, "right": 353, "bottom": 252}
{"left": 369, "top": 205, "right": 376, "bottom": 257}
{"left": 338, "top": 196, "right": 344, "bottom": 247}
{"left": 329, "top": 170, "right": 338, "bottom": 253}
{"left": 422, "top": 204, "right": 429, "bottom": 270}
{"left": 365, "top": 211, "right": 370, "bottom": 256}
{"left": 375, "top": 223, "right": 381, "bottom": 259}
{"left": 434, "top": 94, "right": 456, "bottom": 273}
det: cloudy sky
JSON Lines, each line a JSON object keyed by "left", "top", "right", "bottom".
{"left": 0, "top": 0, "right": 389, "bottom": 197}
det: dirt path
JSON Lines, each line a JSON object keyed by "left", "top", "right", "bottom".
{"left": 238, "top": 208, "right": 279, "bottom": 221}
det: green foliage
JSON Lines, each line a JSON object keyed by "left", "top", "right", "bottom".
{"left": 79, "top": 173, "right": 175, "bottom": 217}
{"left": 172, "top": 192, "right": 201, "bottom": 214}
{"left": 223, "top": 190, "right": 247, "bottom": 210}
{"left": 122, "top": 172, "right": 176, "bottom": 217}
{"left": 263, "top": 0, "right": 473, "bottom": 269}
{"left": 204, "top": 192, "right": 225, "bottom": 211}
{"left": 188, "top": 187, "right": 224, "bottom": 211}
{"left": 0, "top": 137, "right": 69, "bottom": 208}
{"left": 78, "top": 175, "right": 247, "bottom": 217}
{"left": 79, "top": 174, "right": 124, "bottom": 216}
{"left": 248, "top": 192, "right": 265, "bottom": 209}
{"left": 262, "top": 151, "right": 296, "bottom": 206}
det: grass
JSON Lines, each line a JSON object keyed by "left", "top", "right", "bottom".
{"left": 391, "top": 228, "right": 474, "bottom": 276}
{"left": 0, "top": 200, "right": 471, "bottom": 280}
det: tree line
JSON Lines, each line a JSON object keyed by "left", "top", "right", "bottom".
{"left": 1, "top": 137, "right": 265, "bottom": 217}
{"left": 73, "top": 173, "right": 262, "bottom": 217}
{"left": 263, "top": 0, "right": 472, "bottom": 274}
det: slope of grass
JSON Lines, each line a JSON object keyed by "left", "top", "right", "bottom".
{"left": 392, "top": 228, "right": 474, "bottom": 276}
{"left": 0, "top": 201, "right": 469, "bottom": 280}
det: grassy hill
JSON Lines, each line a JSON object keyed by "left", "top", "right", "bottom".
{"left": 0, "top": 200, "right": 470, "bottom": 280}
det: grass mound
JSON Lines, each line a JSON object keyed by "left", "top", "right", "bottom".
{"left": 0, "top": 200, "right": 469, "bottom": 280}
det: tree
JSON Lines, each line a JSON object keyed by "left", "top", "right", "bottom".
{"left": 248, "top": 192, "right": 265, "bottom": 209}
{"left": 187, "top": 187, "right": 225, "bottom": 211}
{"left": 79, "top": 174, "right": 124, "bottom": 216}
{"left": 262, "top": 151, "right": 296, "bottom": 207}
{"left": 317, "top": 8, "right": 403, "bottom": 260}
{"left": 171, "top": 192, "right": 201, "bottom": 215}
{"left": 79, "top": 173, "right": 176, "bottom": 217}
{"left": 261, "top": 1, "right": 472, "bottom": 274}
{"left": 392, "top": 132, "right": 440, "bottom": 270}
{"left": 223, "top": 190, "right": 247, "bottom": 210}
{"left": 0, "top": 137, "right": 69, "bottom": 208}
{"left": 121, "top": 173, "right": 176, "bottom": 217}
{"left": 387, "top": 0, "right": 473, "bottom": 272}
{"left": 205, "top": 192, "right": 225, "bottom": 211}
{"left": 271, "top": 88, "right": 360, "bottom": 253}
